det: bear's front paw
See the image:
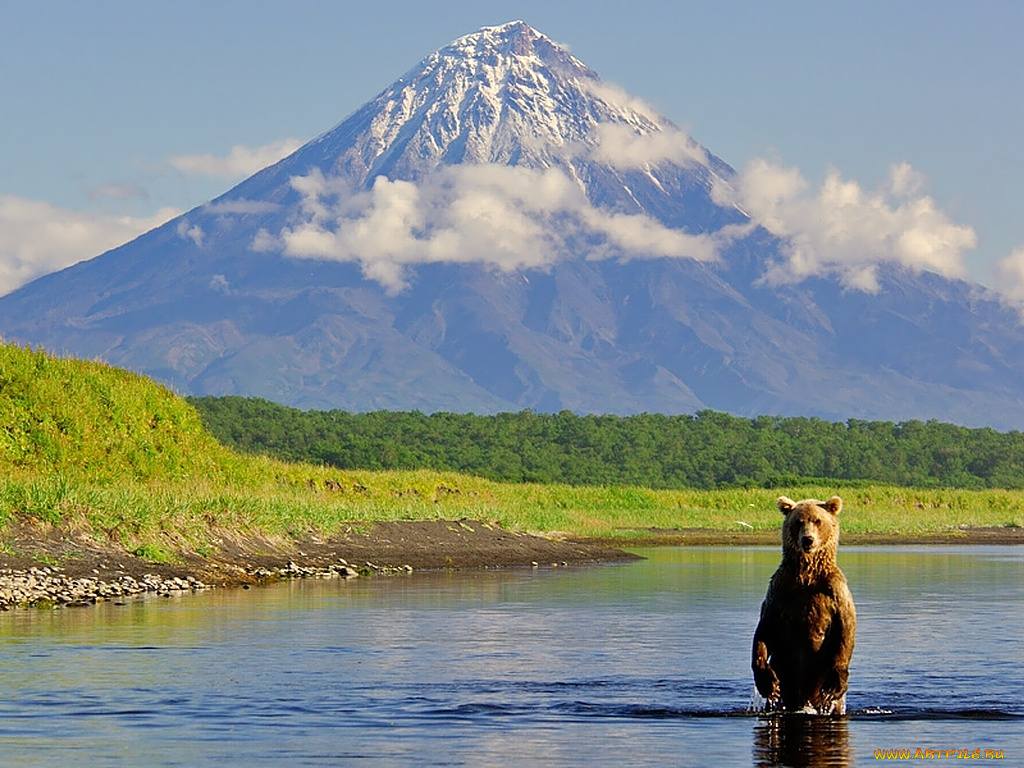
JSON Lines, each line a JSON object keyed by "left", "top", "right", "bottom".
{"left": 754, "top": 667, "right": 779, "bottom": 701}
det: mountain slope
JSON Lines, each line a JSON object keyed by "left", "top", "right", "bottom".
{"left": 1, "top": 21, "right": 1023, "bottom": 428}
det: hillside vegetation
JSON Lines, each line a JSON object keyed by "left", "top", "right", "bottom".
{"left": 1, "top": 344, "right": 228, "bottom": 483}
{"left": 189, "top": 397, "right": 1024, "bottom": 489}
{"left": 0, "top": 344, "right": 1021, "bottom": 564}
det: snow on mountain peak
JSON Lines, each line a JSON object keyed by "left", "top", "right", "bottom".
{"left": 439, "top": 20, "right": 592, "bottom": 83}
{"left": 308, "top": 21, "right": 708, "bottom": 187}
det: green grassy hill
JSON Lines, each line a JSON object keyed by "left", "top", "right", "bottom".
{"left": 0, "top": 343, "right": 228, "bottom": 483}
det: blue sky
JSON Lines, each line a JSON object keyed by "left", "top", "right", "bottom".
{"left": 2, "top": 0, "right": 1022, "bottom": 296}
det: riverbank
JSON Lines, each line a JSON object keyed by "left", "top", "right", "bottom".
{"left": 0, "top": 516, "right": 639, "bottom": 608}
{"left": 2, "top": 516, "right": 1021, "bottom": 609}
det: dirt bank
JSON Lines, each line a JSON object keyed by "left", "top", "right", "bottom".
{"left": 0, "top": 517, "right": 639, "bottom": 608}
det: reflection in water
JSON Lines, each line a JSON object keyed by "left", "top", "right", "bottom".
{"left": 753, "top": 715, "right": 850, "bottom": 768}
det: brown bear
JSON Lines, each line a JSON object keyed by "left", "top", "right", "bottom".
{"left": 752, "top": 495, "right": 856, "bottom": 715}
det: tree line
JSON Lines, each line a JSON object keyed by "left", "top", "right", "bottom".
{"left": 187, "top": 396, "right": 1024, "bottom": 489}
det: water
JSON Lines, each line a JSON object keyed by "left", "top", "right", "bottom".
{"left": 0, "top": 546, "right": 1020, "bottom": 767}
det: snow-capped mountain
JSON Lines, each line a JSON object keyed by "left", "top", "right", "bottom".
{"left": 219, "top": 19, "right": 742, "bottom": 294}
{"left": 1, "top": 21, "right": 1023, "bottom": 427}
{"left": 278, "top": 21, "right": 729, "bottom": 188}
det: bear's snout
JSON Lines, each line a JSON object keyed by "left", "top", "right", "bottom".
{"left": 800, "top": 534, "right": 815, "bottom": 552}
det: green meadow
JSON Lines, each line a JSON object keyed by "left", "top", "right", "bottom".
{"left": 1, "top": 343, "right": 1021, "bottom": 561}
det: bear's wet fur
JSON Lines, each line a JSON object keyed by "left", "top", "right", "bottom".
{"left": 752, "top": 495, "right": 856, "bottom": 714}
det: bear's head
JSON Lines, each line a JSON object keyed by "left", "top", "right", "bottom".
{"left": 777, "top": 496, "right": 842, "bottom": 567}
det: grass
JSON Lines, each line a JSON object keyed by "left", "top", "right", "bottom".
{"left": 0, "top": 342, "right": 1022, "bottom": 559}
{"left": 4, "top": 467, "right": 1021, "bottom": 554}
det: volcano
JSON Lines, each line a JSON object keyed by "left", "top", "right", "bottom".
{"left": 2, "top": 21, "right": 1023, "bottom": 427}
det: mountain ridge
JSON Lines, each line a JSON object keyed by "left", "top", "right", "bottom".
{"left": 1, "top": 21, "right": 1022, "bottom": 428}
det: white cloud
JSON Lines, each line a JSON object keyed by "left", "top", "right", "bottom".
{"left": 176, "top": 220, "right": 204, "bottom": 247}
{"left": 582, "top": 207, "right": 720, "bottom": 261}
{"left": 274, "top": 164, "right": 719, "bottom": 292}
{"left": 0, "top": 195, "right": 179, "bottom": 296}
{"left": 251, "top": 228, "right": 278, "bottom": 253}
{"left": 170, "top": 138, "right": 302, "bottom": 180}
{"left": 713, "top": 160, "right": 977, "bottom": 291}
{"left": 8, "top": 124, "right": 983, "bottom": 304}
{"left": 994, "top": 246, "right": 1024, "bottom": 307}
{"left": 590, "top": 123, "right": 709, "bottom": 169}
{"left": 0, "top": 136, "right": 299, "bottom": 295}
{"left": 209, "top": 274, "right": 231, "bottom": 294}
{"left": 580, "top": 81, "right": 663, "bottom": 126}
{"left": 887, "top": 161, "right": 926, "bottom": 198}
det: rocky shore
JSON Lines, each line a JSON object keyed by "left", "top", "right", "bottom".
{"left": 0, "top": 558, "right": 401, "bottom": 609}
{"left": 0, "top": 567, "right": 210, "bottom": 608}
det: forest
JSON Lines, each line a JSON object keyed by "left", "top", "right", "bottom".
{"left": 187, "top": 397, "right": 1024, "bottom": 490}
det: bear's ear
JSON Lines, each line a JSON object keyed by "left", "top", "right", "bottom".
{"left": 822, "top": 496, "right": 843, "bottom": 515}
{"left": 777, "top": 496, "right": 797, "bottom": 514}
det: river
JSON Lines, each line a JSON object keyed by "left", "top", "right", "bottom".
{"left": 0, "top": 546, "right": 1020, "bottom": 766}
